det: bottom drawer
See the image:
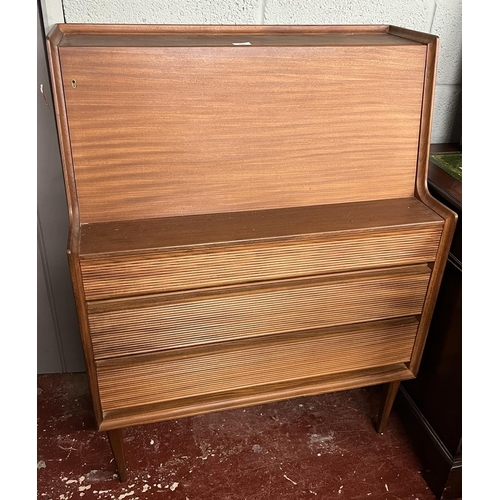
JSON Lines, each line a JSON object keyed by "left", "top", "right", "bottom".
{"left": 96, "top": 317, "right": 418, "bottom": 413}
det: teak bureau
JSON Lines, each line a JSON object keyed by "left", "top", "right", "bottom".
{"left": 47, "top": 24, "right": 457, "bottom": 481}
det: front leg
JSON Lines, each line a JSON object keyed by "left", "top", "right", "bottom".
{"left": 107, "top": 428, "right": 128, "bottom": 482}
{"left": 376, "top": 381, "right": 401, "bottom": 434}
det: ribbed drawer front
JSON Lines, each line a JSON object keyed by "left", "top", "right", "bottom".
{"left": 80, "top": 227, "right": 441, "bottom": 300}
{"left": 88, "top": 265, "right": 430, "bottom": 359}
{"left": 96, "top": 318, "right": 419, "bottom": 412}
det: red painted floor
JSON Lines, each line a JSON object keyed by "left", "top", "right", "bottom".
{"left": 38, "top": 373, "right": 438, "bottom": 500}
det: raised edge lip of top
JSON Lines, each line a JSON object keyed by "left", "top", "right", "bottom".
{"left": 47, "top": 23, "right": 437, "bottom": 46}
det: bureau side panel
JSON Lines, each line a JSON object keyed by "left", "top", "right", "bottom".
{"left": 407, "top": 32, "right": 459, "bottom": 374}
{"left": 59, "top": 44, "right": 426, "bottom": 222}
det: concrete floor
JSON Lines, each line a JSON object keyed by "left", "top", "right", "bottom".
{"left": 37, "top": 373, "right": 439, "bottom": 500}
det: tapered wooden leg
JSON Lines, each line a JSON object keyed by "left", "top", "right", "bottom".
{"left": 376, "top": 381, "right": 401, "bottom": 434}
{"left": 107, "top": 429, "right": 128, "bottom": 482}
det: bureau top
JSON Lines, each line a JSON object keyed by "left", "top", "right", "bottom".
{"left": 47, "top": 24, "right": 438, "bottom": 224}
{"left": 49, "top": 24, "right": 431, "bottom": 48}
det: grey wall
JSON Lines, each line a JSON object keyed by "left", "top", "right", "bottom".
{"left": 37, "top": 0, "right": 461, "bottom": 373}
{"left": 38, "top": 3, "right": 85, "bottom": 373}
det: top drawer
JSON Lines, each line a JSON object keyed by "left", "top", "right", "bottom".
{"left": 78, "top": 198, "right": 444, "bottom": 300}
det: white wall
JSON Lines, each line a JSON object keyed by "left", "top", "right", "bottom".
{"left": 41, "top": 0, "right": 461, "bottom": 143}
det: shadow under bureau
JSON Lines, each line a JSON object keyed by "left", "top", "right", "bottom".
{"left": 47, "top": 23, "right": 457, "bottom": 481}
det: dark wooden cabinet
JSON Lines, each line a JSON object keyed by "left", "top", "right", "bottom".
{"left": 397, "top": 144, "right": 462, "bottom": 500}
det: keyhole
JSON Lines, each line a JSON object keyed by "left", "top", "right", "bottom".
{"left": 71, "top": 79, "right": 77, "bottom": 88}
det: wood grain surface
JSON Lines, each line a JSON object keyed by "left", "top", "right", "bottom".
{"left": 79, "top": 197, "right": 442, "bottom": 255}
{"left": 60, "top": 43, "right": 426, "bottom": 222}
{"left": 99, "top": 363, "right": 414, "bottom": 430}
{"left": 88, "top": 265, "right": 430, "bottom": 359}
{"left": 79, "top": 198, "right": 443, "bottom": 300}
{"left": 96, "top": 317, "right": 418, "bottom": 412}
{"left": 81, "top": 227, "right": 440, "bottom": 300}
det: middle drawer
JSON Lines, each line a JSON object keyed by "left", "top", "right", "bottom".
{"left": 88, "top": 265, "right": 431, "bottom": 359}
